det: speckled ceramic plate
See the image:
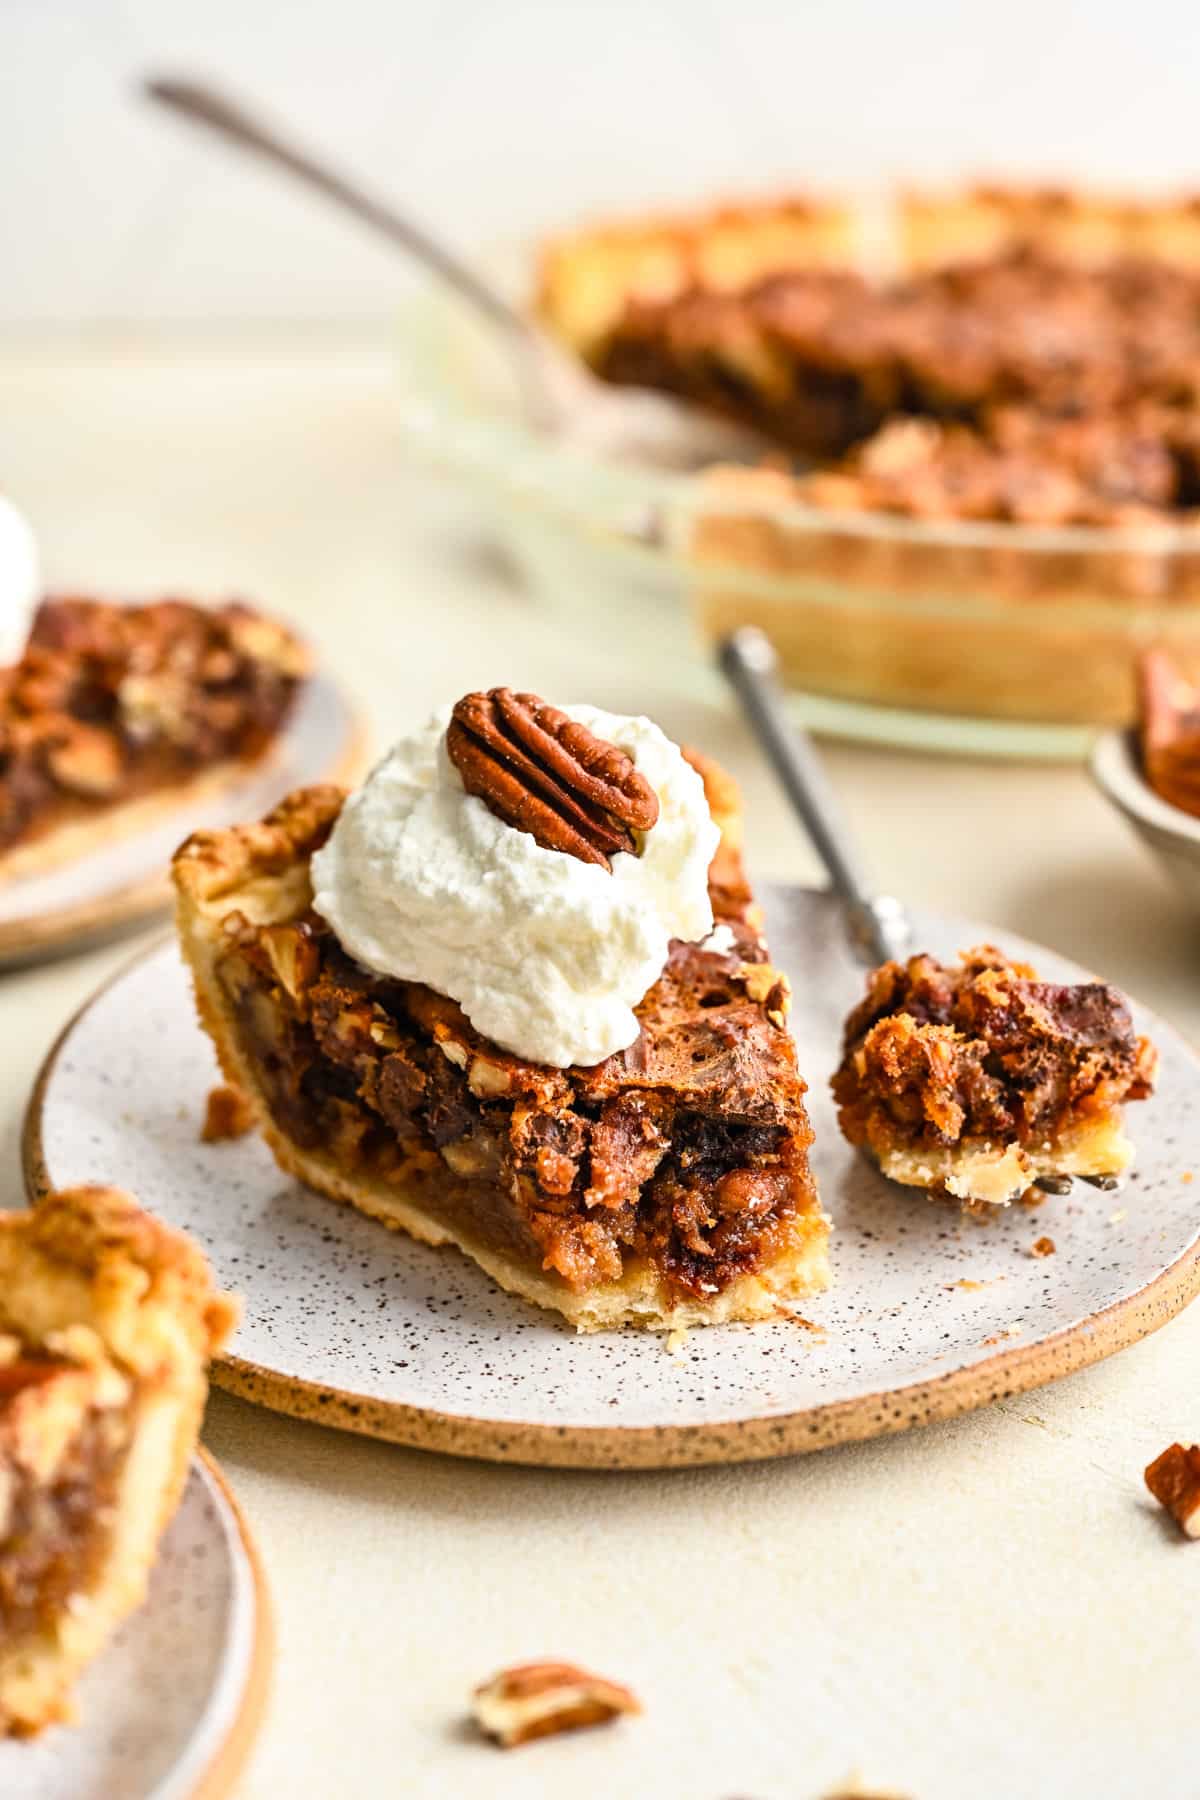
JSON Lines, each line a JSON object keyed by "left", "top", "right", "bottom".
{"left": 0, "top": 1450, "right": 272, "bottom": 1800}
{"left": 24, "top": 887, "right": 1200, "bottom": 1470}
{"left": 0, "top": 672, "right": 366, "bottom": 969}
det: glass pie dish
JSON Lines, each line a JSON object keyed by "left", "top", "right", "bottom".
{"left": 395, "top": 258, "right": 1200, "bottom": 762}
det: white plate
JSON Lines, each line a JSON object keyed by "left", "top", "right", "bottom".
{"left": 0, "top": 1452, "right": 270, "bottom": 1800}
{"left": 0, "top": 672, "right": 364, "bottom": 968}
{"left": 24, "top": 888, "right": 1200, "bottom": 1469}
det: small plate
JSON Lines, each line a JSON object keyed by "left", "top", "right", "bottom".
{"left": 24, "top": 888, "right": 1200, "bottom": 1470}
{"left": 0, "top": 1450, "right": 271, "bottom": 1800}
{"left": 0, "top": 673, "right": 367, "bottom": 969}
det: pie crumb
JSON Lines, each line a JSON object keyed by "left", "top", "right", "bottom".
{"left": 201, "top": 1083, "right": 255, "bottom": 1143}
{"left": 1030, "top": 1236, "right": 1056, "bottom": 1258}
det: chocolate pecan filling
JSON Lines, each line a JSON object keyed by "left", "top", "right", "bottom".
{"left": 592, "top": 250, "right": 1200, "bottom": 522}
{"left": 0, "top": 1366, "right": 131, "bottom": 1643}
{"left": 214, "top": 898, "right": 813, "bottom": 1300}
{"left": 0, "top": 596, "right": 307, "bottom": 860}
{"left": 832, "top": 947, "right": 1156, "bottom": 1156}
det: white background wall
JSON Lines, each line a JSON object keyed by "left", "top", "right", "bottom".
{"left": 4, "top": 0, "right": 1200, "bottom": 327}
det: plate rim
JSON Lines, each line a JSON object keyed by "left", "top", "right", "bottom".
{"left": 22, "top": 934, "right": 1200, "bottom": 1472}
{"left": 0, "top": 1447, "right": 272, "bottom": 1798}
{"left": 185, "top": 1448, "right": 275, "bottom": 1800}
{"left": 0, "top": 676, "right": 369, "bottom": 969}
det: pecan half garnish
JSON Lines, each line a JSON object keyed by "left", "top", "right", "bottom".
{"left": 446, "top": 688, "right": 659, "bottom": 869}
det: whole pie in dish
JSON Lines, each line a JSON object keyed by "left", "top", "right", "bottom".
{"left": 832, "top": 946, "right": 1157, "bottom": 1206}
{"left": 172, "top": 696, "right": 828, "bottom": 1331}
{"left": 541, "top": 187, "right": 1200, "bottom": 524}
{"left": 0, "top": 1185, "right": 236, "bottom": 1737}
{"left": 536, "top": 186, "right": 1200, "bottom": 730}
{"left": 0, "top": 595, "right": 309, "bottom": 884}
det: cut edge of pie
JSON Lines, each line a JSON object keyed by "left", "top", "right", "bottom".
{"left": 0, "top": 1186, "right": 238, "bottom": 1737}
{"left": 172, "top": 767, "right": 830, "bottom": 1333}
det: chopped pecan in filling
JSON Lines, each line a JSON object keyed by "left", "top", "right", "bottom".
{"left": 832, "top": 946, "right": 1157, "bottom": 1164}
{"left": 0, "top": 596, "right": 307, "bottom": 861}
{"left": 214, "top": 901, "right": 814, "bottom": 1302}
{"left": 0, "top": 1361, "right": 131, "bottom": 1643}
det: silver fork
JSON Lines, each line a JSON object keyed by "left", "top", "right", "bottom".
{"left": 717, "top": 627, "right": 911, "bottom": 969}
{"left": 716, "top": 626, "right": 1112, "bottom": 1197}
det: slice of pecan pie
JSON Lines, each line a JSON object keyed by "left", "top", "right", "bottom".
{"left": 172, "top": 705, "right": 828, "bottom": 1331}
{"left": 0, "top": 1186, "right": 236, "bottom": 1736}
{"left": 832, "top": 946, "right": 1157, "bottom": 1206}
{"left": 0, "top": 595, "right": 309, "bottom": 883}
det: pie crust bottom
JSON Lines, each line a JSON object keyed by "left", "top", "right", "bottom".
{"left": 0, "top": 748, "right": 281, "bottom": 888}
{"left": 867, "top": 1111, "right": 1134, "bottom": 1208}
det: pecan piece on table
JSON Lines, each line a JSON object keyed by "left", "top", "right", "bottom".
{"left": 1145, "top": 1442, "right": 1200, "bottom": 1537}
{"left": 447, "top": 687, "right": 659, "bottom": 869}
{"left": 472, "top": 1659, "right": 641, "bottom": 1748}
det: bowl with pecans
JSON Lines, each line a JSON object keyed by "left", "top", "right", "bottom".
{"left": 1090, "top": 648, "right": 1200, "bottom": 897}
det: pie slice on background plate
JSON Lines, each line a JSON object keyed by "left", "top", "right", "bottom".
{"left": 0, "top": 596, "right": 309, "bottom": 886}
{"left": 172, "top": 724, "right": 829, "bottom": 1332}
{"left": 0, "top": 1186, "right": 237, "bottom": 1737}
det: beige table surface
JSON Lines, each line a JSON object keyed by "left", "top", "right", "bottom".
{"left": 3, "top": 337, "right": 1199, "bottom": 1800}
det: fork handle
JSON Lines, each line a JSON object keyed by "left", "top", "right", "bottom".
{"left": 143, "top": 78, "right": 537, "bottom": 349}
{"left": 717, "top": 628, "right": 911, "bottom": 967}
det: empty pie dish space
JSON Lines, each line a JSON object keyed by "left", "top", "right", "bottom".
{"left": 0, "top": 1451, "right": 270, "bottom": 1800}
{"left": 24, "top": 886, "right": 1200, "bottom": 1470}
{"left": 0, "top": 672, "right": 366, "bottom": 969}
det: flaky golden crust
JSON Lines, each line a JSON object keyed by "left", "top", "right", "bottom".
{"left": 172, "top": 772, "right": 829, "bottom": 1331}
{"left": 0, "top": 1188, "right": 236, "bottom": 1737}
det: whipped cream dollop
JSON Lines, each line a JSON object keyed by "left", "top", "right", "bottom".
{"left": 0, "top": 495, "right": 38, "bottom": 664}
{"left": 310, "top": 703, "right": 720, "bottom": 1068}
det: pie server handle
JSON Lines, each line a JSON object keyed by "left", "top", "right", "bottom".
{"left": 717, "top": 628, "right": 912, "bottom": 969}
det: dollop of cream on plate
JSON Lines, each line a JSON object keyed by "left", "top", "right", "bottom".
{"left": 310, "top": 703, "right": 719, "bottom": 1067}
